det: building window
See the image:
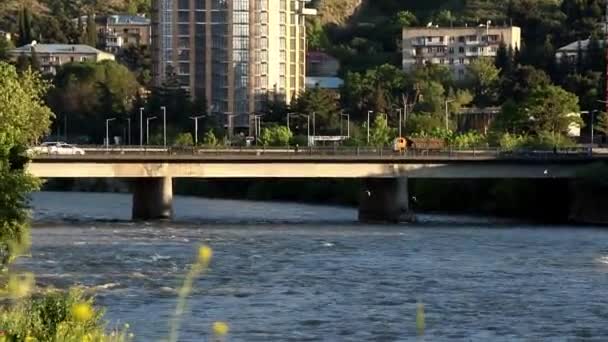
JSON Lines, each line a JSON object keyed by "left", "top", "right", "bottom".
{"left": 459, "top": 47, "right": 464, "bottom": 53}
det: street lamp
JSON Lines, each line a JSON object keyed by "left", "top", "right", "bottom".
{"left": 161, "top": 106, "right": 167, "bottom": 148}
{"left": 126, "top": 117, "right": 131, "bottom": 145}
{"left": 397, "top": 108, "right": 403, "bottom": 137}
{"left": 367, "top": 110, "right": 373, "bottom": 144}
{"left": 189, "top": 115, "right": 205, "bottom": 146}
{"left": 105, "top": 117, "right": 116, "bottom": 148}
{"left": 286, "top": 112, "right": 296, "bottom": 132}
{"left": 139, "top": 107, "right": 144, "bottom": 147}
{"left": 445, "top": 99, "right": 455, "bottom": 131}
{"left": 252, "top": 114, "right": 264, "bottom": 145}
{"left": 146, "top": 116, "right": 157, "bottom": 145}
{"left": 340, "top": 113, "right": 350, "bottom": 138}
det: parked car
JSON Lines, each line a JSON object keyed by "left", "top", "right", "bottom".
{"left": 28, "top": 142, "right": 85, "bottom": 155}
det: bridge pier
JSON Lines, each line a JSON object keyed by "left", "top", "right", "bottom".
{"left": 358, "top": 178, "right": 415, "bottom": 223}
{"left": 132, "top": 177, "right": 173, "bottom": 220}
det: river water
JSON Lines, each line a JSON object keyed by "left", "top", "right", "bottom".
{"left": 16, "top": 192, "right": 608, "bottom": 341}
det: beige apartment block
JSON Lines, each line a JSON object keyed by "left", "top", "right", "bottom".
{"left": 10, "top": 43, "right": 115, "bottom": 75}
{"left": 402, "top": 25, "right": 521, "bottom": 80}
{"left": 152, "top": 0, "right": 316, "bottom": 132}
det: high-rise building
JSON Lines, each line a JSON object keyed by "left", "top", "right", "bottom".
{"left": 152, "top": 0, "right": 316, "bottom": 133}
{"left": 402, "top": 25, "right": 521, "bottom": 80}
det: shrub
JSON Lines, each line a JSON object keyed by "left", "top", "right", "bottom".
{"left": 173, "top": 133, "right": 194, "bottom": 147}
{"left": 260, "top": 125, "right": 293, "bottom": 147}
{"left": 0, "top": 288, "right": 132, "bottom": 341}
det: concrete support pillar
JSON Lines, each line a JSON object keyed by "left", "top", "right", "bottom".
{"left": 359, "top": 178, "right": 415, "bottom": 223}
{"left": 132, "top": 177, "right": 173, "bottom": 220}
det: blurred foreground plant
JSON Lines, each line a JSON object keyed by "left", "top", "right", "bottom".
{"left": 168, "top": 245, "right": 220, "bottom": 342}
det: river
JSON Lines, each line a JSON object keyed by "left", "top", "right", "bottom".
{"left": 16, "top": 192, "right": 608, "bottom": 341}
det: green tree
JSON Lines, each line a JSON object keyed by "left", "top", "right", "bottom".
{"left": 259, "top": 125, "right": 293, "bottom": 147}
{"left": 202, "top": 129, "right": 218, "bottom": 146}
{"left": 47, "top": 61, "right": 140, "bottom": 142}
{"left": 292, "top": 86, "right": 341, "bottom": 133}
{"left": 307, "top": 17, "right": 329, "bottom": 51}
{"left": 0, "top": 36, "right": 13, "bottom": 61}
{"left": 29, "top": 46, "right": 40, "bottom": 70}
{"left": 365, "top": 115, "right": 395, "bottom": 147}
{"left": 466, "top": 57, "right": 500, "bottom": 107}
{"left": 494, "top": 42, "right": 513, "bottom": 76}
{"left": 395, "top": 11, "right": 418, "bottom": 27}
{"left": 17, "top": 6, "right": 33, "bottom": 46}
{"left": 173, "top": 133, "right": 193, "bottom": 147}
{"left": 596, "top": 112, "right": 608, "bottom": 139}
{"left": 500, "top": 65, "right": 551, "bottom": 102}
{"left": 0, "top": 62, "right": 54, "bottom": 266}
{"left": 84, "top": 14, "right": 98, "bottom": 47}
{"left": 523, "top": 84, "right": 581, "bottom": 136}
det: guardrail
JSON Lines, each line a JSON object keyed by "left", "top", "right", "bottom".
{"left": 31, "top": 145, "right": 597, "bottom": 161}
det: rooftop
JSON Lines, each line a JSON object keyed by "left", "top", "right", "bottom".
{"left": 106, "top": 14, "right": 150, "bottom": 25}
{"left": 12, "top": 43, "right": 110, "bottom": 55}
{"left": 557, "top": 38, "right": 606, "bottom": 52}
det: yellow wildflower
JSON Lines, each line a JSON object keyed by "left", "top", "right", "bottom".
{"left": 7, "top": 273, "right": 35, "bottom": 299}
{"left": 198, "top": 246, "right": 213, "bottom": 264}
{"left": 416, "top": 303, "right": 425, "bottom": 336}
{"left": 71, "top": 303, "right": 94, "bottom": 322}
{"left": 212, "top": 321, "right": 230, "bottom": 336}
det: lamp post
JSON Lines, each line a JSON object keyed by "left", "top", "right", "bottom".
{"left": 139, "top": 107, "right": 144, "bottom": 147}
{"left": 253, "top": 114, "right": 263, "bottom": 145}
{"left": 146, "top": 116, "right": 157, "bottom": 145}
{"left": 445, "top": 99, "right": 455, "bottom": 131}
{"left": 340, "top": 113, "right": 350, "bottom": 138}
{"left": 189, "top": 115, "right": 205, "bottom": 146}
{"left": 105, "top": 118, "right": 116, "bottom": 148}
{"left": 161, "top": 106, "right": 167, "bottom": 148}
{"left": 286, "top": 112, "right": 296, "bottom": 132}
{"left": 397, "top": 108, "right": 403, "bottom": 137}
{"left": 126, "top": 117, "right": 131, "bottom": 145}
{"left": 367, "top": 110, "right": 373, "bottom": 144}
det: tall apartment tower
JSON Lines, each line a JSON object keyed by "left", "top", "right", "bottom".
{"left": 152, "top": 0, "right": 316, "bottom": 132}
{"left": 402, "top": 25, "right": 521, "bottom": 80}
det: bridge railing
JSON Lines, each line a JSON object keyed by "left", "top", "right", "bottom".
{"left": 36, "top": 145, "right": 596, "bottom": 160}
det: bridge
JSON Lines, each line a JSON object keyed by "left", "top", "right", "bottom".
{"left": 27, "top": 148, "right": 605, "bottom": 223}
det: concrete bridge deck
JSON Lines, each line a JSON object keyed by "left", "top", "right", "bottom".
{"left": 27, "top": 150, "right": 605, "bottom": 222}
{"left": 28, "top": 152, "right": 601, "bottom": 179}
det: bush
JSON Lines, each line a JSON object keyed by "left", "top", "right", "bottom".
{"left": 0, "top": 288, "right": 131, "bottom": 341}
{"left": 450, "top": 132, "right": 487, "bottom": 149}
{"left": 202, "top": 130, "right": 218, "bottom": 147}
{"left": 173, "top": 133, "right": 194, "bottom": 147}
{"left": 260, "top": 125, "right": 293, "bottom": 147}
{"left": 497, "top": 132, "right": 528, "bottom": 151}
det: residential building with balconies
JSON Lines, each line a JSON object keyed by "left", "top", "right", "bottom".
{"left": 402, "top": 25, "right": 521, "bottom": 80}
{"left": 151, "top": 0, "right": 316, "bottom": 134}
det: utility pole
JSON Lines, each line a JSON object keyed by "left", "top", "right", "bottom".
{"left": 105, "top": 118, "right": 116, "bottom": 148}
{"left": 397, "top": 108, "right": 403, "bottom": 137}
{"left": 190, "top": 115, "right": 205, "bottom": 145}
{"left": 605, "top": 0, "right": 608, "bottom": 114}
{"left": 161, "top": 106, "right": 167, "bottom": 148}
{"left": 139, "top": 107, "right": 144, "bottom": 147}
{"left": 367, "top": 110, "right": 373, "bottom": 144}
{"left": 126, "top": 118, "right": 131, "bottom": 145}
{"left": 445, "top": 99, "right": 455, "bottom": 131}
{"left": 146, "top": 116, "right": 157, "bottom": 145}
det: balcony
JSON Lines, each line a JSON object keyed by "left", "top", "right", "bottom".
{"left": 411, "top": 40, "right": 448, "bottom": 47}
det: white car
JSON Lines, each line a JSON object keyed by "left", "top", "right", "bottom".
{"left": 28, "top": 142, "right": 85, "bottom": 155}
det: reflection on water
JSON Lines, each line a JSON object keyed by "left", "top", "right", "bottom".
{"left": 16, "top": 192, "right": 608, "bottom": 341}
